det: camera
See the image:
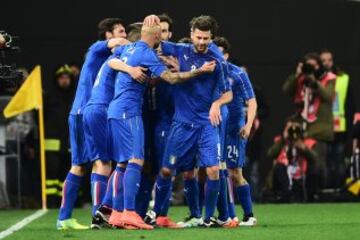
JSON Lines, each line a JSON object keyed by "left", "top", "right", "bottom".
{"left": 301, "top": 63, "right": 319, "bottom": 89}
{"left": 302, "top": 63, "right": 316, "bottom": 75}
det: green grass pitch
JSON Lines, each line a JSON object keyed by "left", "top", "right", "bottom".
{"left": 1, "top": 204, "right": 359, "bottom": 240}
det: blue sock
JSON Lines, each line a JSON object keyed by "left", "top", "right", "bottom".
{"left": 227, "top": 176, "right": 237, "bottom": 219}
{"left": 112, "top": 166, "right": 126, "bottom": 212}
{"left": 153, "top": 174, "right": 172, "bottom": 215}
{"left": 204, "top": 178, "right": 220, "bottom": 221}
{"left": 136, "top": 173, "right": 154, "bottom": 217}
{"left": 236, "top": 184, "right": 253, "bottom": 217}
{"left": 58, "top": 172, "right": 83, "bottom": 220}
{"left": 184, "top": 178, "right": 201, "bottom": 218}
{"left": 123, "top": 163, "right": 142, "bottom": 211}
{"left": 160, "top": 185, "right": 172, "bottom": 216}
{"left": 198, "top": 180, "right": 205, "bottom": 215}
{"left": 101, "top": 170, "right": 116, "bottom": 208}
{"left": 217, "top": 170, "right": 229, "bottom": 221}
{"left": 91, "top": 173, "right": 108, "bottom": 216}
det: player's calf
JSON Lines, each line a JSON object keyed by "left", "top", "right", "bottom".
{"left": 228, "top": 167, "right": 257, "bottom": 227}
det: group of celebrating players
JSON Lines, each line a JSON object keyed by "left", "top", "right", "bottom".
{"left": 56, "top": 13, "right": 258, "bottom": 230}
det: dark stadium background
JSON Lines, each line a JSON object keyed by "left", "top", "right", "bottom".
{"left": 1, "top": 0, "right": 359, "bottom": 185}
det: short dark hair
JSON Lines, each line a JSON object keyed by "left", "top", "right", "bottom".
{"left": 126, "top": 22, "right": 142, "bottom": 42}
{"left": 98, "top": 18, "right": 124, "bottom": 40}
{"left": 189, "top": 15, "right": 218, "bottom": 37}
{"left": 213, "top": 37, "right": 231, "bottom": 54}
{"left": 319, "top": 48, "right": 333, "bottom": 56}
{"left": 178, "top": 37, "right": 192, "bottom": 44}
{"left": 158, "top": 13, "right": 173, "bottom": 32}
{"left": 303, "top": 52, "right": 322, "bottom": 66}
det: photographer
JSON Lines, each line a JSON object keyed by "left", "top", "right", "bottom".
{"left": 268, "top": 119, "right": 317, "bottom": 202}
{"left": 283, "top": 52, "right": 336, "bottom": 200}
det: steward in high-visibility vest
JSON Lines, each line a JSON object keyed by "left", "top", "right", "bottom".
{"left": 333, "top": 73, "right": 349, "bottom": 132}
{"left": 44, "top": 65, "right": 75, "bottom": 207}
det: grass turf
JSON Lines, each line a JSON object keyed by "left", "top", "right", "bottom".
{"left": 1, "top": 204, "right": 360, "bottom": 240}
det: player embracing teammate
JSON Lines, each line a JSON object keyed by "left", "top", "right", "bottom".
{"left": 57, "top": 13, "right": 258, "bottom": 231}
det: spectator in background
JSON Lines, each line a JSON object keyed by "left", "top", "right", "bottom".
{"left": 267, "top": 118, "right": 317, "bottom": 202}
{"left": 43, "top": 64, "right": 75, "bottom": 207}
{"left": 283, "top": 53, "right": 336, "bottom": 201}
{"left": 320, "top": 49, "right": 355, "bottom": 189}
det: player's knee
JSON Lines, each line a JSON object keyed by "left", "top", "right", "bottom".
{"left": 70, "top": 165, "right": 86, "bottom": 176}
{"left": 183, "top": 170, "right": 195, "bottom": 180}
{"left": 229, "top": 168, "right": 247, "bottom": 186}
{"left": 206, "top": 166, "right": 219, "bottom": 180}
{"left": 129, "top": 158, "right": 144, "bottom": 166}
{"left": 93, "top": 160, "right": 112, "bottom": 176}
{"left": 160, "top": 167, "right": 172, "bottom": 178}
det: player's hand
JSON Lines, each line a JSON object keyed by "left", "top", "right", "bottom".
{"left": 159, "top": 55, "right": 179, "bottom": 72}
{"left": 143, "top": 15, "right": 160, "bottom": 26}
{"left": 108, "top": 38, "right": 130, "bottom": 49}
{"left": 239, "top": 124, "right": 252, "bottom": 139}
{"left": 129, "top": 66, "right": 148, "bottom": 83}
{"left": 200, "top": 61, "right": 216, "bottom": 73}
{"left": 209, "top": 101, "right": 222, "bottom": 126}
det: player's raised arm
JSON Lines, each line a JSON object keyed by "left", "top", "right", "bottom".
{"left": 108, "top": 38, "right": 131, "bottom": 51}
{"left": 108, "top": 58, "right": 148, "bottom": 83}
{"left": 160, "top": 60, "right": 216, "bottom": 84}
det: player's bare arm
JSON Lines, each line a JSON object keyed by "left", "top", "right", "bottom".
{"left": 160, "top": 60, "right": 216, "bottom": 84}
{"left": 108, "top": 38, "right": 131, "bottom": 50}
{"left": 239, "top": 98, "right": 257, "bottom": 139}
{"left": 209, "top": 90, "right": 233, "bottom": 126}
{"left": 108, "top": 58, "right": 148, "bottom": 83}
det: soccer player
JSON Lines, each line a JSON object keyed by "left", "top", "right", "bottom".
{"left": 136, "top": 14, "right": 180, "bottom": 228}
{"left": 153, "top": 15, "right": 233, "bottom": 228}
{"left": 83, "top": 24, "right": 147, "bottom": 229}
{"left": 213, "top": 36, "right": 258, "bottom": 226}
{"left": 56, "top": 18, "right": 127, "bottom": 230}
{"left": 106, "top": 23, "right": 216, "bottom": 230}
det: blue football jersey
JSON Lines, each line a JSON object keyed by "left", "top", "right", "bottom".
{"left": 86, "top": 46, "right": 125, "bottom": 106}
{"left": 227, "top": 62, "right": 255, "bottom": 127}
{"left": 70, "top": 40, "right": 112, "bottom": 115}
{"left": 107, "top": 41, "right": 167, "bottom": 120}
{"left": 161, "top": 41, "right": 230, "bottom": 125}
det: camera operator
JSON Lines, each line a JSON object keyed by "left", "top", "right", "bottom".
{"left": 283, "top": 52, "right": 336, "bottom": 201}
{"left": 268, "top": 118, "right": 317, "bottom": 202}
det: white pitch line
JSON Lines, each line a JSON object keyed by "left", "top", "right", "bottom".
{"left": 0, "top": 209, "right": 47, "bottom": 239}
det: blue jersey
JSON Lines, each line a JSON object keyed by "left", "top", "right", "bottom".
{"left": 108, "top": 41, "right": 167, "bottom": 120}
{"left": 161, "top": 41, "right": 230, "bottom": 125}
{"left": 86, "top": 46, "right": 125, "bottom": 106}
{"left": 155, "top": 78, "right": 174, "bottom": 124}
{"left": 227, "top": 63, "right": 255, "bottom": 129}
{"left": 70, "top": 41, "right": 112, "bottom": 115}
